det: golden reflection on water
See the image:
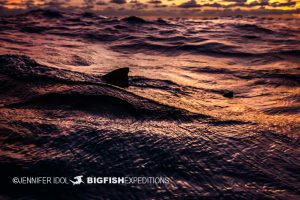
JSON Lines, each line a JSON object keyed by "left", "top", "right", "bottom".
{"left": 123, "top": 53, "right": 300, "bottom": 137}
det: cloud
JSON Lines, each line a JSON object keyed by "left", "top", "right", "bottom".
{"left": 130, "top": 0, "right": 148, "bottom": 9}
{"left": 111, "top": 0, "right": 126, "bottom": 4}
{"left": 83, "top": 0, "right": 96, "bottom": 9}
{"left": 222, "top": 0, "right": 270, "bottom": 8}
{"left": 0, "top": 0, "right": 4, "bottom": 9}
{"left": 154, "top": 4, "right": 167, "bottom": 7}
{"left": 148, "top": 0, "right": 162, "bottom": 4}
{"left": 224, "top": 0, "right": 297, "bottom": 8}
{"left": 0, "top": 0, "right": 72, "bottom": 10}
{"left": 270, "top": 1, "right": 296, "bottom": 7}
{"left": 179, "top": 1, "right": 226, "bottom": 8}
{"left": 223, "top": 0, "right": 247, "bottom": 3}
{"left": 202, "top": 3, "right": 223, "bottom": 8}
{"left": 40, "top": 0, "right": 71, "bottom": 10}
{"left": 0, "top": 0, "right": 8, "bottom": 5}
{"left": 96, "top": 1, "right": 107, "bottom": 6}
{"left": 0, "top": 0, "right": 299, "bottom": 17}
{"left": 178, "top": 0, "right": 201, "bottom": 8}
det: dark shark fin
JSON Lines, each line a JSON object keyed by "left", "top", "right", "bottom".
{"left": 103, "top": 67, "right": 129, "bottom": 88}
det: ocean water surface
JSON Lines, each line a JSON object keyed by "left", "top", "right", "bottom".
{"left": 0, "top": 10, "right": 300, "bottom": 199}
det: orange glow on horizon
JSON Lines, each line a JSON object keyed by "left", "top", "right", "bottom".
{"left": 4, "top": 0, "right": 44, "bottom": 9}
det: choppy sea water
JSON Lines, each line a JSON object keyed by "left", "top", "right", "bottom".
{"left": 0, "top": 10, "right": 300, "bottom": 199}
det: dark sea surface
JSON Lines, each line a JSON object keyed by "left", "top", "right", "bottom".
{"left": 0, "top": 10, "right": 300, "bottom": 199}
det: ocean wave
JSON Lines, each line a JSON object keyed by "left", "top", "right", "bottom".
{"left": 121, "top": 16, "right": 148, "bottom": 24}
{"left": 112, "top": 41, "right": 258, "bottom": 58}
{"left": 1, "top": 10, "right": 299, "bottom": 64}
{"left": 0, "top": 54, "right": 195, "bottom": 120}
{"left": 20, "top": 26, "right": 50, "bottom": 33}
{"left": 233, "top": 23, "right": 275, "bottom": 34}
{"left": 263, "top": 106, "right": 300, "bottom": 115}
{"left": 0, "top": 54, "right": 97, "bottom": 83}
{"left": 21, "top": 9, "right": 64, "bottom": 18}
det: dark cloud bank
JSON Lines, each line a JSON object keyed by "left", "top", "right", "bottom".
{"left": 0, "top": 0, "right": 299, "bottom": 16}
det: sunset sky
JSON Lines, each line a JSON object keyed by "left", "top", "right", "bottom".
{"left": 0, "top": 0, "right": 300, "bottom": 16}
